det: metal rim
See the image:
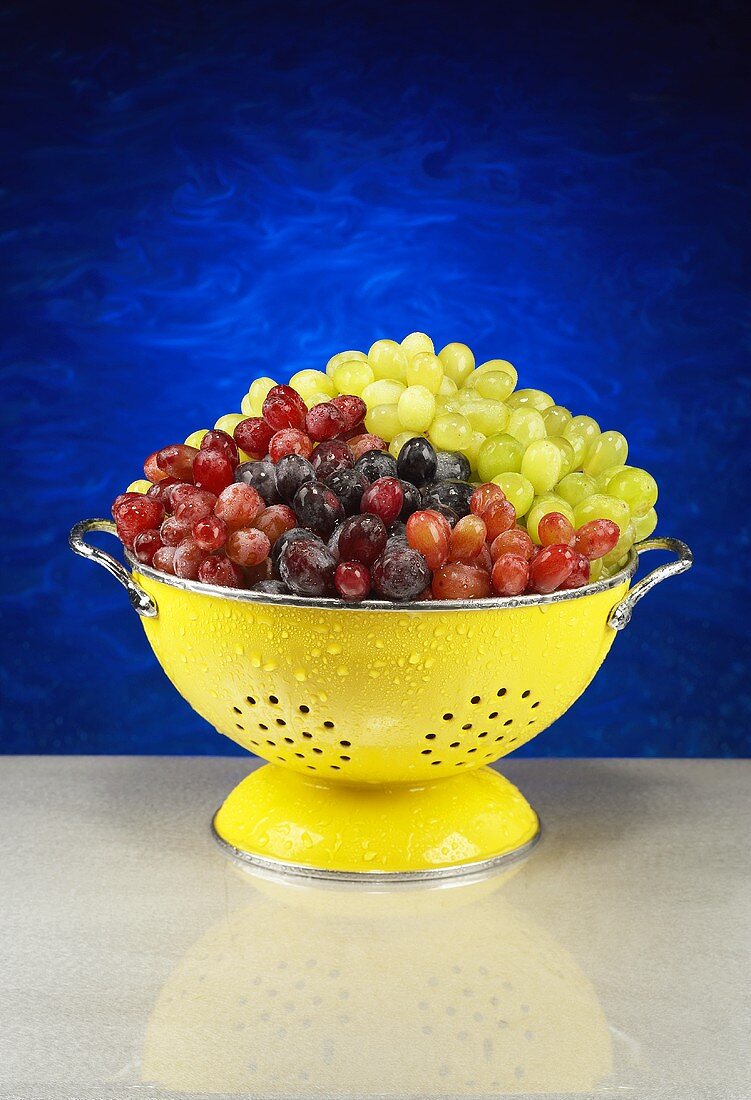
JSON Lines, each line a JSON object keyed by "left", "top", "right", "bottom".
{"left": 126, "top": 547, "right": 638, "bottom": 613}
{"left": 211, "top": 812, "right": 541, "bottom": 884}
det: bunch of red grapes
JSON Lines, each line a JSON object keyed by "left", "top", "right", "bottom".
{"left": 111, "top": 385, "right": 621, "bottom": 602}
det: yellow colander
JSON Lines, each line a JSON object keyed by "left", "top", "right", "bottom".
{"left": 70, "top": 519, "right": 692, "bottom": 880}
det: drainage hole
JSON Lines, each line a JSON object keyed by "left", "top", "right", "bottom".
{"left": 302, "top": 732, "right": 313, "bottom": 740}
{"left": 478, "top": 731, "right": 488, "bottom": 738}
{"left": 235, "top": 723, "right": 244, "bottom": 731}
{"left": 450, "top": 742, "right": 460, "bottom": 748}
{"left": 521, "top": 690, "right": 531, "bottom": 698}
{"left": 299, "top": 704, "right": 310, "bottom": 713}
{"left": 421, "top": 749, "right": 432, "bottom": 755}
{"left": 233, "top": 706, "right": 242, "bottom": 715}
{"left": 461, "top": 723, "right": 472, "bottom": 731}
{"left": 269, "top": 695, "right": 279, "bottom": 704}
{"left": 531, "top": 700, "right": 540, "bottom": 709}
{"left": 488, "top": 712, "right": 498, "bottom": 720}
{"left": 284, "top": 737, "right": 294, "bottom": 744}
{"left": 497, "top": 688, "right": 507, "bottom": 697}
{"left": 430, "top": 760, "right": 443, "bottom": 766}
{"left": 266, "top": 739, "right": 276, "bottom": 747}
{"left": 259, "top": 723, "right": 268, "bottom": 731}
{"left": 246, "top": 696, "right": 256, "bottom": 705}
{"left": 471, "top": 696, "right": 481, "bottom": 704}
{"left": 340, "top": 755, "right": 351, "bottom": 761}
{"left": 443, "top": 713, "right": 453, "bottom": 721}
{"left": 425, "top": 733, "right": 436, "bottom": 740}
{"left": 295, "top": 753, "right": 305, "bottom": 759}
{"left": 503, "top": 719, "right": 513, "bottom": 727}
{"left": 323, "top": 721, "right": 335, "bottom": 729}
{"left": 339, "top": 739, "right": 351, "bottom": 747}
{"left": 275, "top": 718, "right": 286, "bottom": 726}
{"left": 312, "top": 747, "right": 323, "bottom": 755}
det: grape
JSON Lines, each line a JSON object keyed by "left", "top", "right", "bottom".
{"left": 528, "top": 545, "right": 576, "bottom": 594}
{"left": 183, "top": 430, "right": 208, "bottom": 450}
{"left": 372, "top": 546, "right": 432, "bottom": 600}
{"left": 607, "top": 467, "right": 658, "bottom": 517}
{"left": 526, "top": 496, "right": 575, "bottom": 544}
{"left": 143, "top": 451, "right": 167, "bottom": 482}
{"left": 173, "top": 539, "right": 209, "bottom": 580}
{"left": 473, "top": 358, "right": 518, "bottom": 386}
{"left": 428, "top": 412, "right": 472, "bottom": 452}
{"left": 226, "top": 527, "right": 271, "bottom": 567}
{"left": 437, "top": 342, "right": 475, "bottom": 386}
{"left": 573, "top": 519, "right": 620, "bottom": 560}
{"left": 126, "top": 479, "right": 151, "bottom": 495}
{"left": 147, "top": 477, "right": 183, "bottom": 511}
{"left": 171, "top": 485, "right": 217, "bottom": 521}
{"left": 584, "top": 430, "right": 629, "bottom": 477}
{"left": 368, "top": 339, "right": 409, "bottom": 382}
{"left": 364, "top": 403, "right": 401, "bottom": 441}
{"left": 469, "top": 482, "right": 506, "bottom": 517}
{"left": 546, "top": 436, "right": 576, "bottom": 478}
{"left": 426, "top": 502, "right": 459, "bottom": 527}
{"left": 325, "top": 468, "right": 367, "bottom": 515}
{"left": 483, "top": 498, "right": 516, "bottom": 540}
{"left": 254, "top": 504, "right": 297, "bottom": 544}
{"left": 507, "top": 408, "right": 546, "bottom": 448}
{"left": 360, "top": 477, "right": 404, "bottom": 526}
{"left": 240, "top": 393, "right": 253, "bottom": 416}
{"left": 556, "top": 472, "right": 596, "bottom": 509}
{"left": 520, "top": 440, "right": 563, "bottom": 494}
{"left": 601, "top": 523, "right": 635, "bottom": 566}
{"left": 490, "top": 527, "right": 534, "bottom": 562}
{"left": 542, "top": 405, "right": 572, "bottom": 436}
{"left": 434, "top": 450, "right": 471, "bottom": 481}
{"left": 406, "top": 353, "right": 444, "bottom": 394}
{"left": 406, "top": 509, "right": 451, "bottom": 569}
{"left": 338, "top": 513, "right": 388, "bottom": 566}
{"left": 262, "top": 385, "right": 308, "bottom": 432}
{"left": 268, "top": 428, "right": 313, "bottom": 463}
{"left": 326, "top": 350, "right": 368, "bottom": 377}
{"left": 572, "top": 493, "right": 630, "bottom": 531}
{"left": 432, "top": 562, "right": 492, "bottom": 600}
{"left": 133, "top": 529, "right": 163, "bottom": 566}
{"left": 332, "top": 360, "right": 375, "bottom": 396}
{"left": 272, "top": 526, "right": 324, "bottom": 565}
{"left": 192, "top": 515, "right": 228, "bottom": 551}
{"left": 293, "top": 481, "right": 344, "bottom": 538}
{"left": 490, "top": 472, "right": 535, "bottom": 517}
{"left": 214, "top": 483, "right": 265, "bottom": 529}
{"left": 113, "top": 495, "right": 165, "bottom": 550}
{"left": 507, "top": 388, "right": 554, "bottom": 411}
{"left": 201, "top": 429, "right": 239, "bottom": 467}
{"left": 306, "top": 391, "right": 336, "bottom": 409}
{"left": 594, "top": 464, "right": 628, "bottom": 493}
{"left": 278, "top": 538, "right": 336, "bottom": 596}
{"left": 632, "top": 507, "right": 658, "bottom": 541}
{"left": 399, "top": 480, "right": 421, "bottom": 520}
{"left": 449, "top": 515, "right": 487, "bottom": 562}
{"left": 423, "top": 480, "right": 474, "bottom": 518}
{"left": 397, "top": 386, "right": 436, "bottom": 432}
{"left": 396, "top": 436, "right": 437, "bottom": 486}
{"left": 305, "top": 402, "right": 345, "bottom": 442}
{"left": 473, "top": 370, "right": 516, "bottom": 402}
{"left": 331, "top": 394, "right": 367, "bottom": 431}
{"left": 388, "top": 431, "right": 416, "bottom": 459}
{"left": 335, "top": 561, "right": 371, "bottom": 602}
{"left": 273, "top": 454, "right": 315, "bottom": 502}
{"left": 289, "top": 369, "right": 335, "bottom": 401}
{"left": 152, "top": 546, "right": 177, "bottom": 575}
{"left": 193, "top": 449, "right": 235, "bottom": 495}
{"left": 349, "top": 433, "right": 388, "bottom": 461}
{"left": 160, "top": 515, "right": 193, "bottom": 546}
{"left": 253, "top": 579, "right": 290, "bottom": 595}
{"left": 355, "top": 449, "right": 398, "bottom": 483}
{"left": 247, "top": 377, "right": 277, "bottom": 414}
{"left": 214, "top": 413, "right": 247, "bottom": 437}
{"left": 538, "top": 512, "right": 575, "bottom": 547}
{"left": 234, "top": 418, "right": 274, "bottom": 460}
{"left": 462, "top": 398, "right": 509, "bottom": 436}
{"left": 437, "top": 376, "right": 459, "bottom": 396}
{"left": 401, "top": 331, "right": 434, "bottom": 359}
{"left": 562, "top": 415, "right": 600, "bottom": 466}
{"left": 491, "top": 554, "right": 530, "bottom": 596}
{"left": 362, "top": 379, "right": 406, "bottom": 407}
{"left": 156, "top": 444, "right": 199, "bottom": 482}
{"left": 235, "top": 460, "right": 279, "bottom": 504}
{"left": 198, "top": 556, "right": 245, "bottom": 589}
{"left": 560, "top": 553, "right": 591, "bottom": 590}
{"left": 310, "top": 440, "right": 353, "bottom": 480}
{"left": 476, "top": 434, "right": 523, "bottom": 481}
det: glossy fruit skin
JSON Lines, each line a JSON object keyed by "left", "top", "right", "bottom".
{"left": 253, "top": 504, "right": 297, "bottom": 544}
{"left": 234, "top": 460, "right": 278, "bottom": 504}
{"left": 275, "top": 454, "right": 316, "bottom": 502}
{"left": 133, "top": 528, "right": 163, "bottom": 565}
{"left": 292, "top": 481, "right": 345, "bottom": 538}
{"left": 491, "top": 553, "right": 530, "bottom": 596}
{"left": 233, "top": 417, "right": 274, "bottom": 460}
{"left": 325, "top": 468, "right": 367, "bottom": 515}
{"left": 272, "top": 526, "right": 324, "bottom": 565}
{"left": 192, "top": 514, "right": 228, "bottom": 551}
{"left": 431, "top": 562, "right": 492, "bottom": 600}
{"left": 423, "top": 480, "right": 474, "bottom": 519}
{"left": 337, "top": 513, "right": 388, "bottom": 566}
{"left": 538, "top": 511, "right": 575, "bottom": 547}
{"left": 193, "top": 449, "right": 235, "bottom": 495}
{"left": 371, "top": 546, "right": 431, "bottom": 601}
{"left": 214, "top": 483, "right": 265, "bottom": 530}
{"left": 405, "top": 509, "right": 451, "bottom": 570}
{"left": 399, "top": 480, "right": 421, "bottom": 521}
{"left": 200, "top": 429, "right": 239, "bottom": 467}
{"left": 226, "top": 527, "right": 271, "bottom": 567}
{"left": 262, "top": 385, "right": 308, "bottom": 431}
{"left": 252, "top": 579, "right": 289, "bottom": 595}
{"left": 331, "top": 394, "right": 367, "bottom": 431}
{"left": 173, "top": 538, "right": 209, "bottom": 580}
{"left": 112, "top": 492, "right": 141, "bottom": 518}
{"left": 278, "top": 538, "right": 337, "bottom": 596}
{"left": 396, "top": 437, "right": 438, "bottom": 487}
{"left": 159, "top": 515, "right": 192, "bottom": 546}
{"left": 198, "top": 556, "right": 245, "bottom": 588}
{"left": 469, "top": 482, "right": 507, "bottom": 518}
{"left": 527, "top": 544, "right": 577, "bottom": 594}
{"left": 335, "top": 561, "right": 371, "bottom": 602}
{"left": 349, "top": 433, "right": 387, "bottom": 461}
{"left": 144, "top": 451, "right": 166, "bottom": 482}
{"left": 560, "top": 551, "right": 591, "bottom": 589}
{"left": 171, "top": 486, "right": 217, "bottom": 523}
{"left": 355, "top": 449, "right": 399, "bottom": 483}
{"left": 146, "top": 476, "right": 184, "bottom": 511}
{"left": 490, "top": 527, "right": 534, "bottom": 563}
{"left": 156, "top": 444, "right": 198, "bottom": 482}
{"left": 360, "top": 477, "right": 404, "bottom": 526}
{"left": 152, "top": 545, "right": 177, "bottom": 574}
{"left": 425, "top": 502, "right": 458, "bottom": 528}
{"left": 268, "top": 428, "right": 313, "bottom": 463}
{"left": 482, "top": 497, "right": 516, "bottom": 540}
{"left": 305, "top": 402, "right": 345, "bottom": 442}
{"left": 114, "top": 496, "right": 165, "bottom": 549}
{"left": 449, "top": 514, "right": 487, "bottom": 562}
{"left": 310, "top": 440, "right": 354, "bottom": 480}
{"left": 574, "top": 519, "right": 620, "bottom": 560}
{"left": 434, "top": 450, "right": 471, "bottom": 482}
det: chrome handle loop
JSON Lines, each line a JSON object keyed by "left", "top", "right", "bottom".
{"left": 608, "top": 536, "right": 693, "bottom": 631}
{"left": 69, "top": 518, "right": 158, "bottom": 619}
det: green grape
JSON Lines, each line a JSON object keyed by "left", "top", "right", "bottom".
{"left": 526, "top": 495, "right": 575, "bottom": 544}
{"left": 368, "top": 339, "right": 409, "bottom": 382}
{"left": 595, "top": 463, "right": 629, "bottom": 492}
{"left": 507, "top": 407, "right": 546, "bottom": 448}
{"left": 556, "top": 472, "right": 597, "bottom": 508}
{"left": 474, "top": 359, "right": 518, "bottom": 389}
{"left": 332, "top": 360, "right": 375, "bottom": 396}
{"left": 491, "top": 472, "right": 535, "bottom": 517}
{"left": 183, "top": 429, "right": 208, "bottom": 449}
{"left": 126, "top": 478, "right": 152, "bottom": 494}
{"left": 215, "top": 413, "right": 246, "bottom": 434}
{"left": 240, "top": 392, "right": 253, "bottom": 416}
{"left": 289, "top": 369, "right": 335, "bottom": 401}
{"left": 465, "top": 430, "right": 486, "bottom": 471}
{"left": 397, "top": 385, "right": 436, "bottom": 432}
{"left": 406, "top": 352, "right": 444, "bottom": 394}
{"left": 542, "top": 404, "right": 572, "bottom": 436}
{"left": 428, "top": 411, "right": 472, "bottom": 451}
{"left": 326, "top": 350, "right": 368, "bottom": 377}
{"left": 547, "top": 435, "right": 576, "bottom": 477}
{"left": 438, "top": 342, "right": 475, "bottom": 385}
{"left": 476, "top": 433, "right": 524, "bottom": 481}
{"left": 520, "top": 440, "right": 563, "bottom": 494}
{"left": 507, "top": 388, "right": 554, "bottom": 411}
{"left": 563, "top": 415, "right": 600, "bottom": 466}
{"left": 583, "top": 430, "right": 629, "bottom": 477}
{"left": 607, "top": 467, "right": 658, "bottom": 518}
{"left": 389, "top": 431, "right": 418, "bottom": 459}
{"left": 573, "top": 493, "right": 630, "bottom": 532}
{"left": 401, "top": 331, "right": 434, "bottom": 359}
{"left": 601, "top": 524, "right": 635, "bottom": 571}
{"left": 437, "top": 375, "right": 458, "bottom": 396}
{"left": 632, "top": 507, "right": 658, "bottom": 541}
{"left": 362, "top": 379, "right": 406, "bottom": 408}
{"left": 364, "top": 403, "right": 401, "bottom": 441}
{"left": 306, "top": 390, "right": 337, "bottom": 408}
{"left": 473, "top": 370, "right": 517, "bottom": 402}
{"left": 589, "top": 557, "right": 604, "bottom": 582}
{"left": 462, "top": 397, "right": 509, "bottom": 436}
{"left": 247, "top": 376, "right": 277, "bottom": 414}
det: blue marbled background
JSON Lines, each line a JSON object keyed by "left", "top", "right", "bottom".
{"left": 2, "top": 1, "right": 749, "bottom": 755}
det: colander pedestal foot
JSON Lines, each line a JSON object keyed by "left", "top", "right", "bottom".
{"left": 212, "top": 764, "right": 540, "bottom": 882}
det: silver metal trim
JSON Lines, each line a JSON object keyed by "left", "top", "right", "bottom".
{"left": 211, "top": 811, "right": 541, "bottom": 884}
{"left": 69, "top": 519, "right": 158, "bottom": 618}
{"left": 607, "top": 537, "right": 693, "bottom": 631}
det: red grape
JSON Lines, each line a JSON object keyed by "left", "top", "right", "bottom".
{"left": 114, "top": 496, "right": 165, "bottom": 549}
{"left": 262, "top": 385, "right": 308, "bottom": 431}
{"left": 111, "top": 492, "right": 141, "bottom": 519}
{"left": 192, "top": 514, "right": 228, "bottom": 551}
{"left": 491, "top": 553, "right": 530, "bottom": 596}
{"left": 331, "top": 394, "right": 367, "bottom": 431}
{"left": 469, "top": 483, "right": 506, "bottom": 517}
{"left": 144, "top": 451, "right": 167, "bottom": 483}
{"left": 360, "top": 477, "right": 404, "bottom": 526}
{"left": 146, "top": 476, "right": 184, "bottom": 510}
{"left": 349, "top": 433, "right": 387, "bottom": 461}
{"left": 214, "top": 483, "right": 264, "bottom": 530}
{"left": 337, "top": 514, "right": 387, "bottom": 566}
{"left": 405, "top": 509, "right": 451, "bottom": 570}
{"left": 431, "top": 562, "right": 492, "bottom": 600}
{"left": 449, "top": 514, "right": 487, "bottom": 562}
{"left": 306, "top": 402, "right": 346, "bottom": 442}
{"left": 278, "top": 539, "right": 336, "bottom": 596}
{"left": 527, "top": 544, "right": 576, "bottom": 594}
{"left": 173, "top": 539, "right": 209, "bottom": 580}
{"left": 234, "top": 417, "right": 274, "bottom": 460}
{"left": 254, "top": 504, "right": 297, "bottom": 544}
{"left": 371, "top": 547, "right": 431, "bottom": 601}
{"left": 160, "top": 515, "right": 193, "bottom": 546}
{"left": 193, "top": 449, "right": 234, "bottom": 495}
{"left": 490, "top": 527, "right": 534, "bottom": 563}
{"left": 482, "top": 498, "right": 516, "bottom": 540}
{"left": 560, "top": 551, "right": 591, "bottom": 589}
{"left": 198, "top": 556, "right": 245, "bottom": 588}
{"left": 133, "top": 529, "right": 163, "bottom": 566}
{"left": 171, "top": 486, "right": 217, "bottom": 523}
{"left": 226, "top": 527, "right": 271, "bottom": 567}
{"left": 334, "top": 561, "right": 371, "bottom": 602}
{"left": 152, "top": 545, "right": 177, "bottom": 575}
{"left": 574, "top": 519, "right": 620, "bottom": 560}
{"left": 156, "top": 444, "right": 198, "bottom": 482}
{"left": 538, "top": 511, "right": 575, "bottom": 547}
{"left": 268, "top": 428, "right": 313, "bottom": 463}
{"left": 310, "top": 440, "right": 353, "bottom": 480}
{"left": 200, "top": 429, "right": 238, "bottom": 467}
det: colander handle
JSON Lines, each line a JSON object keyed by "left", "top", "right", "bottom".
{"left": 69, "top": 519, "right": 158, "bottom": 618}
{"left": 608, "top": 537, "right": 693, "bottom": 631}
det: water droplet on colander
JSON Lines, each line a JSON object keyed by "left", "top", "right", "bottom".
{"left": 408, "top": 653, "right": 421, "bottom": 665}
{"left": 234, "top": 645, "right": 244, "bottom": 656}
{"left": 336, "top": 666, "right": 348, "bottom": 677}
{"left": 251, "top": 652, "right": 262, "bottom": 668}
{"left": 326, "top": 642, "right": 342, "bottom": 655}
{"left": 263, "top": 661, "right": 277, "bottom": 672}
{"left": 293, "top": 668, "right": 307, "bottom": 682}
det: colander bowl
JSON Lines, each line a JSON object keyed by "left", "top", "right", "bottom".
{"left": 70, "top": 519, "right": 692, "bottom": 880}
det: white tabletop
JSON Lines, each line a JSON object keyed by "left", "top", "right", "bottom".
{"left": 0, "top": 757, "right": 748, "bottom": 1100}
